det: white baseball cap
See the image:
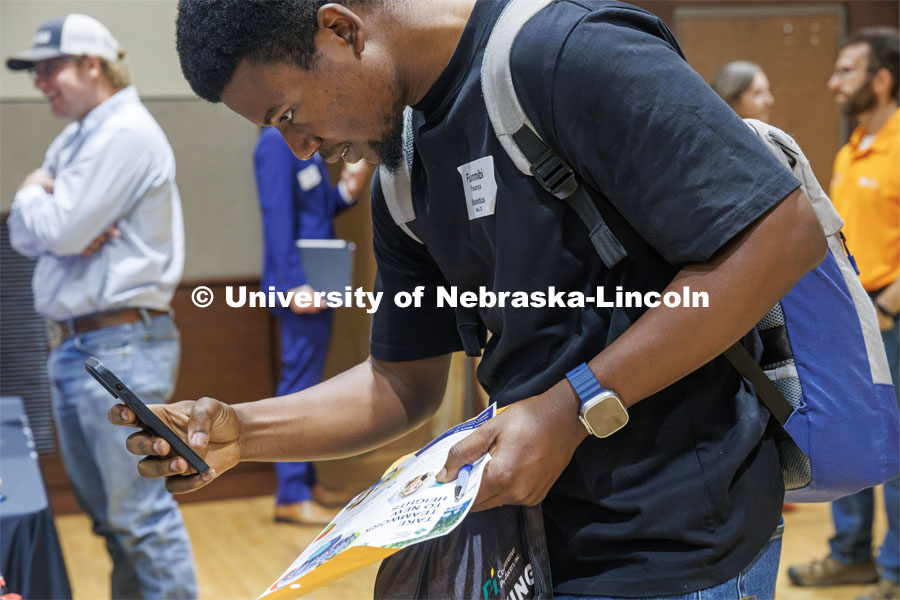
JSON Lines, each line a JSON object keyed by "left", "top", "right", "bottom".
{"left": 6, "top": 14, "right": 121, "bottom": 71}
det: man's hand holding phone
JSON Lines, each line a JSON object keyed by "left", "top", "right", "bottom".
{"left": 108, "top": 396, "right": 242, "bottom": 494}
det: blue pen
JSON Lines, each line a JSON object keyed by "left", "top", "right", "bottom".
{"left": 454, "top": 464, "right": 472, "bottom": 501}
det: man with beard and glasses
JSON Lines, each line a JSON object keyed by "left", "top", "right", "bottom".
{"left": 110, "top": 1, "right": 829, "bottom": 597}
{"left": 788, "top": 27, "right": 900, "bottom": 600}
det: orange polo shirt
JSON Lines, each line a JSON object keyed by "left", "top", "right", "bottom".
{"left": 831, "top": 108, "right": 900, "bottom": 292}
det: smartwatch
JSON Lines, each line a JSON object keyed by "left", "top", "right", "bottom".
{"left": 565, "top": 363, "right": 629, "bottom": 438}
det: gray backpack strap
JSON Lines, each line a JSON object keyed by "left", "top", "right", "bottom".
{"left": 742, "top": 119, "right": 844, "bottom": 236}
{"left": 481, "top": 0, "right": 554, "bottom": 175}
{"left": 379, "top": 107, "right": 423, "bottom": 244}
{"left": 481, "top": 0, "right": 628, "bottom": 268}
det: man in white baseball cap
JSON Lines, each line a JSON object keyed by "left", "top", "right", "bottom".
{"left": 7, "top": 14, "right": 130, "bottom": 120}
{"left": 7, "top": 13, "right": 122, "bottom": 69}
{"left": 7, "top": 15, "right": 198, "bottom": 599}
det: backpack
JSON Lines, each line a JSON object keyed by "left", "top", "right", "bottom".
{"left": 379, "top": 0, "right": 900, "bottom": 502}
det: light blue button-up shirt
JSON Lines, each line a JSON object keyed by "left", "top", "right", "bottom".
{"left": 9, "top": 86, "right": 184, "bottom": 321}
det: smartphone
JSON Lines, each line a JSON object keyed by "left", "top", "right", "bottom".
{"left": 85, "top": 356, "right": 210, "bottom": 475}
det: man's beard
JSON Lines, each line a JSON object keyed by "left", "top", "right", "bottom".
{"left": 369, "top": 106, "right": 406, "bottom": 174}
{"left": 843, "top": 77, "right": 877, "bottom": 116}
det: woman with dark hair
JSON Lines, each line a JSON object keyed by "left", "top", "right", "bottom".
{"left": 711, "top": 60, "right": 775, "bottom": 122}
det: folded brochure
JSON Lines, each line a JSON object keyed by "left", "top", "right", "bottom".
{"left": 259, "top": 404, "right": 497, "bottom": 599}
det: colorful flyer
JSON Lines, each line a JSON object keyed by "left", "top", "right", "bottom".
{"left": 259, "top": 404, "right": 497, "bottom": 599}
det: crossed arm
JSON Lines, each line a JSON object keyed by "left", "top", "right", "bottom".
{"left": 111, "top": 187, "right": 826, "bottom": 509}
{"left": 10, "top": 129, "right": 153, "bottom": 258}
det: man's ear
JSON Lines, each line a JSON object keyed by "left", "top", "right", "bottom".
{"left": 871, "top": 67, "right": 894, "bottom": 102}
{"left": 318, "top": 3, "right": 366, "bottom": 55}
{"left": 81, "top": 55, "right": 104, "bottom": 81}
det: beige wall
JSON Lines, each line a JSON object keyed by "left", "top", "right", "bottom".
{"left": 1, "top": 0, "right": 189, "bottom": 98}
{"left": 0, "top": 0, "right": 264, "bottom": 279}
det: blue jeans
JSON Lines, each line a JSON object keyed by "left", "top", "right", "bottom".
{"left": 48, "top": 312, "right": 198, "bottom": 599}
{"left": 830, "top": 319, "right": 900, "bottom": 583}
{"left": 555, "top": 519, "right": 784, "bottom": 600}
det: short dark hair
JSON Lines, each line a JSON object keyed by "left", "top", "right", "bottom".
{"left": 176, "top": 0, "right": 332, "bottom": 102}
{"left": 844, "top": 26, "right": 900, "bottom": 101}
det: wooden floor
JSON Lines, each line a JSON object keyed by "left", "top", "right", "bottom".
{"left": 55, "top": 494, "right": 888, "bottom": 600}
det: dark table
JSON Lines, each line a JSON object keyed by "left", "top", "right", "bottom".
{"left": 0, "top": 396, "right": 71, "bottom": 599}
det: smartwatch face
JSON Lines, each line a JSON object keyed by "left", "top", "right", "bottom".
{"left": 582, "top": 396, "right": 629, "bottom": 438}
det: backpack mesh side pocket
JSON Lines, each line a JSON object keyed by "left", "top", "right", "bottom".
{"left": 758, "top": 303, "right": 812, "bottom": 490}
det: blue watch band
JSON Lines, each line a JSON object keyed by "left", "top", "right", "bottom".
{"left": 565, "top": 362, "right": 606, "bottom": 407}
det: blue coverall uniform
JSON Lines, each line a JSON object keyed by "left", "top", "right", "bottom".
{"left": 254, "top": 127, "right": 356, "bottom": 504}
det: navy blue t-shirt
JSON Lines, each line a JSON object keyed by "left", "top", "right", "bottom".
{"left": 369, "top": 1, "right": 800, "bottom": 596}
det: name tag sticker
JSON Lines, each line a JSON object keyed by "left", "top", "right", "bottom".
{"left": 297, "top": 164, "right": 323, "bottom": 191}
{"left": 857, "top": 176, "right": 879, "bottom": 190}
{"left": 457, "top": 156, "right": 497, "bottom": 220}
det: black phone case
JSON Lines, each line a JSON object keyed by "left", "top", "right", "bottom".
{"left": 84, "top": 356, "right": 210, "bottom": 474}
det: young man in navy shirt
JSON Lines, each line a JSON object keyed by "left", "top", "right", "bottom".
{"left": 113, "top": 1, "right": 826, "bottom": 596}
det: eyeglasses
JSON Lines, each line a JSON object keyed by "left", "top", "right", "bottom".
{"left": 27, "top": 56, "right": 78, "bottom": 81}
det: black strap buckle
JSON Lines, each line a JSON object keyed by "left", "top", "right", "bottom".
{"left": 530, "top": 149, "right": 578, "bottom": 200}
{"left": 767, "top": 131, "right": 798, "bottom": 168}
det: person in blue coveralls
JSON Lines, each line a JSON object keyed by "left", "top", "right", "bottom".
{"left": 254, "top": 127, "right": 371, "bottom": 525}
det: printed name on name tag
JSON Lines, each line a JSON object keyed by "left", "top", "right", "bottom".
{"left": 456, "top": 156, "right": 497, "bottom": 220}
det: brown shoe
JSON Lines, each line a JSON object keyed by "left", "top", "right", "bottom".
{"left": 312, "top": 485, "right": 357, "bottom": 508}
{"left": 274, "top": 500, "right": 340, "bottom": 526}
{"left": 857, "top": 578, "right": 900, "bottom": 600}
{"left": 788, "top": 556, "right": 879, "bottom": 587}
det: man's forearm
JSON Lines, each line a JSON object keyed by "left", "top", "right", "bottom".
{"left": 7, "top": 191, "right": 51, "bottom": 258}
{"left": 8, "top": 184, "right": 101, "bottom": 257}
{"left": 233, "top": 354, "right": 451, "bottom": 463}
{"left": 876, "top": 278, "right": 900, "bottom": 315}
{"left": 588, "top": 188, "right": 826, "bottom": 407}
